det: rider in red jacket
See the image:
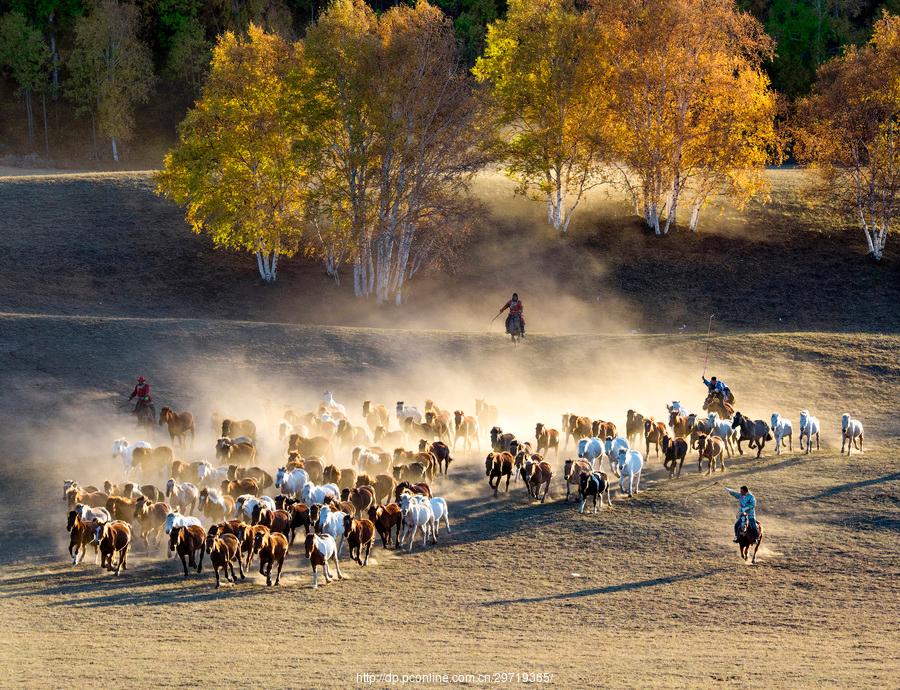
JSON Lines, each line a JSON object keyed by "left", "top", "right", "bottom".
{"left": 129, "top": 376, "right": 152, "bottom": 413}
{"left": 499, "top": 293, "right": 525, "bottom": 336}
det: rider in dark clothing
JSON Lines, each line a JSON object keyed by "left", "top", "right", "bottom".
{"left": 499, "top": 293, "right": 525, "bottom": 337}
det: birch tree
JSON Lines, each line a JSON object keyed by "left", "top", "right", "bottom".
{"left": 473, "top": 0, "right": 614, "bottom": 234}
{"left": 601, "top": 0, "right": 775, "bottom": 235}
{"left": 156, "top": 25, "right": 313, "bottom": 283}
{"left": 0, "top": 11, "right": 50, "bottom": 150}
{"left": 795, "top": 12, "right": 900, "bottom": 261}
{"left": 302, "top": 0, "right": 484, "bottom": 304}
{"left": 67, "top": 0, "right": 154, "bottom": 161}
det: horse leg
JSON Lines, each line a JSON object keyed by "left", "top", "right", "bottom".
{"left": 274, "top": 558, "right": 283, "bottom": 585}
{"left": 756, "top": 439, "right": 764, "bottom": 458}
{"left": 181, "top": 553, "right": 189, "bottom": 577}
{"left": 197, "top": 547, "right": 203, "bottom": 573}
{"left": 505, "top": 473, "right": 511, "bottom": 493}
{"left": 214, "top": 566, "right": 221, "bottom": 588}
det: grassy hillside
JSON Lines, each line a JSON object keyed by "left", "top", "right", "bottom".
{"left": 0, "top": 169, "right": 897, "bottom": 334}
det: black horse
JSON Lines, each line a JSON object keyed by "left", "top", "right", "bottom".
{"left": 661, "top": 435, "right": 689, "bottom": 478}
{"left": 731, "top": 411, "right": 772, "bottom": 458}
{"left": 736, "top": 513, "right": 763, "bottom": 564}
{"left": 506, "top": 313, "right": 524, "bottom": 343}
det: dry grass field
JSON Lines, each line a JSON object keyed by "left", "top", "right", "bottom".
{"left": 0, "top": 169, "right": 897, "bottom": 688}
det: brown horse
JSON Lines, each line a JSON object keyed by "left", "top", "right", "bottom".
{"left": 159, "top": 407, "right": 195, "bottom": 447}
{"left": 362, "top": 401, "right": 390, "bottom": 433}
{"left": 703, "top": 392, "right": 733, "bottom": 419}
{"left": 67, "top": 511, "right": 98, "bottom": 565}
{"left": 661, "top": 435, "right": 689, "bottom": 479}
{"left": 394, "top": 481, "right": 432, "bottom": 503}
{"left": 535, "top": 423, "right": 560, "bottom": 459}
{"left": 591, "top": 419, "right": 617, "bottom": 441}
{"left": 693, "top": 434, "right": 726, "bottom": 474}
{"left": 170, "top": 524, "right": 206, "bottom": 577}
{"left": 485, "top": 452, "right": 514, "bottom": 496}
{"left": 737, "top": 515, "right": 763, "bottom": 564}
{"left": 563, "top": 415, "right": 592, "bottom": 449}
{"left": 563, "top": 458, "right": 592, "bottom": 502}
{"left": 644, "top": 419, "right": 667, "bottom": 458}
{"left": 254, "top": 527, "right": 289, "bottom": 586}
{"left": 668, "top": 410, "right": 693, "bottom": 439}
{"left": 205, "top": 532, "right": 244, "bottom": 587}
{"left": 524, "top": 459, "right": 553, "bottom": 503}
{"left": 453, "top": 411, "right": 480, "bottom": 452}
{"left": 221, "top": 418, "right": 256, "bottom": 440}
{"left": 369, "top": 504, "right": 403, "bottom": 548}
{"left": 343, "top": 515, "right": 376, "bottom": 566}
{"left": 98, "top": 521, "right": 132, "bottom": 575}
{"left": 475, "top": 399, "right": 498, "bottom": 432}
{"left": 626, "top": 410, "right": 646, "bottom": 445}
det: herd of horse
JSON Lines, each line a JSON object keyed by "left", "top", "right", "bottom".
{"left": 62, "top": 392, "right": 867, "bottom": 583}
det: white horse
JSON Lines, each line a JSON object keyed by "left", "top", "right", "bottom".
{"left": 164, "top": 510, "right": 201, "bottom": 535}
{"left": 770, "top": 413, "right": 793, "bottom": 455}
{"left": 235, "top": 495, "right": 276, "bottom": 521}
{"left": 616, "top": 448, "right": 644, "bottom": 497}
{"left": 197, "top": 487, "right": 230, "bottom": 518}
{"left": 667, "top": 401, "right": 688, "bottom": 417}
{"left": 841, "top": 414, "right": 864, "bottom": 455}
{"left": 428, "top": 496, "right": 451, "bottom": 537}
{"left": 395, "top": 401, "right": 422, "bottom": 425}
{"left": 306, "top": 533, "right": 342, "bottom": 588}
{"left": 165, "top": 479, "right": 199, "bottom": 515}
{"left": 76, "top": 503, "right": 111, "bottom": 524}
{"left": 302, "top": 481, "right": 339, "bottom": 506}
{"left": 798, "top": 410, "right": 820, "bottom": 454}
{"left": 275, "top": 466, "right": 308, "bottom": 497}
{"left": 399, "top": 494, "right": 434, "bottom": 552}
{"left": 604, "top": 437, "right": 629, "bottom": 477}
{"left": 112, "top": 438, "right": 151, "bottom": 476}
{"left": 707, "top": 413, "right": 738, "bottom": 457}
{"left": 322, "top": 391, "right": 347, "bottom": 417}
{"left": 316, "top": 504, "right": 349, "bottom": 554}
{"left": 196, "top": 462, "right": 230, "bottom": 487}
{"left": 577, "top": 437, "right": 605, "bottom": 472}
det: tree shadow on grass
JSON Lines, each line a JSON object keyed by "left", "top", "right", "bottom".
{"left": 481, "top": 568, "right": 725, "bottom": 607}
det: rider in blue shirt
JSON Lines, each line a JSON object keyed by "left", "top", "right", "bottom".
{"left": 725, "top": 486, "right": 757, "bottom": 542}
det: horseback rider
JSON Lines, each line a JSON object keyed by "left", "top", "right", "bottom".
{"left": 725, "top": 485, "right": 757, "bottom": 542}
{"left": 498, "top": 293, "right": 525, "bottom": 337}
{"left": 129, "top": 375, "right": 155, "bottom": 418}
{"left": 702, "top": 375, "right": 734, "bottom": 404}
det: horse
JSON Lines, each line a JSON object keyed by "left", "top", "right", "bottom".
{"left": 563, "top": 458, "right": 592, "bottom": 502}
{"left": 165, "top": 479, "right": 199, "bottom": 515}
{"left": 535, "top": 423, "right": 560, "bottom": 459}
{"left": 369, "top": 504, "right": 403, "bottom": 549}
{"left": 490, "top": 427, "right": 517, "bottom": 453}
{"left": 158, "top": 407, "right": 195, "bottom": 448}
{"left": 399, "top": 494, "right": 435, "bottom": 551}
{"left": 731, "top": 412, "right": 772, "bottom": 458}
{"left": 454, "top": 411, "right": 480, "bottom": 452}
{"left": 706, "top": 413, "right": 738, "bottom": 457}
{"left": 275, "top": 466, "right": 308, "bottom": 498}
{"left": 133, "top": 495, "right": 171, "bottom": 548}
{"left": 603, "top": 437, "right": 629, "bottom": 478}
{"left": 523, "top": 457, "right": 553, "bottom": 503}
{"left": 577, "top": 437, "right": 605, "bottom": 472}
{"left": 841, "top": 414, "right": 864, "bottom": 455}
{"left": 770, "top": 414, "right": 793, "bottom": 455}
{"left": 305, "top": 533, "right": 343, "bottom": 588}
{"left": 625, "top": 410, "right": 646, "bottom": 445}
{"left": 578, "top": 471, "right": 611, "bottom": 514}
{"left": 798, "top": 410, "right": 821, "bottom": 453}
{"left": 96, "top": 521, "right": 132, "bottom": 575}
{"left": 736, "top": 513, "right": 763, "bottom": 564}
{"left": 111, "top": 439, "right": 152, "bottom": 475}
{"left": 703, "top": 392, "right": 733, "bottom": 419}
{"left": 301, "top": 481, "right": 340, "bottom": 506}
{"left": 661, "top": 435, "right": 689, "bottom": 479}
{"left": 475, "top": 399, "right": 498, "bottom": 432}
{"left": 394, "top": 481, "right": 432, "bottom": 502}
{"left": 169, "top": 524, "right": 206, "bottom": 577}
{"left": 254, "top": 527, "right": 289, "bottom": 586}
{"left": 67, "top": 511, "right": 99, "bottom": 565}
{"left": 644, "top": 419, "right": 667, "bottom": 458}
{"left": 205, "top": 532, "right": 244, "bottom": 587}
{"left": 343, "top": 515, "right": 376, "bottom": 566}
{"left": 616, "top": 449, "right": 643, "bottom": 497}
{"left": 428, "top": 497, "right": 451, "bottom": 537}
{"left": 693, "top": 434, "right": 726, "bottom": 474}
{"left": 591, "top": 419, "right": 617, "bottom": 441}
{"left": 427, "top": 442, "right": 452, "bottom": 476}
{"left": 668, "top": 410, "right": 693, "bottom": 439}
{"left": 314, "top": 504, "right": 349, "bottom": 555}
{"left": 221, "top": 418, "right": 256, "bottom": 441}
{"left": 563, "top": 415, "right": 592, "bottom": 449}
{"left": 485, "top": 452, "right": 514, "bottom": 496}
{"left": 362, "top": 401, "right": 390, "bottom": 433}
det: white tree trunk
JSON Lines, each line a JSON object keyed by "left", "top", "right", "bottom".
{"left": 689, "top": 200, "right": 702, "bottom": 233}
{"left": 111, "top": 137, "right": 119, "bottom": 162}
{"left": 255, "top": 250, "right": 277, "bottom": 283}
